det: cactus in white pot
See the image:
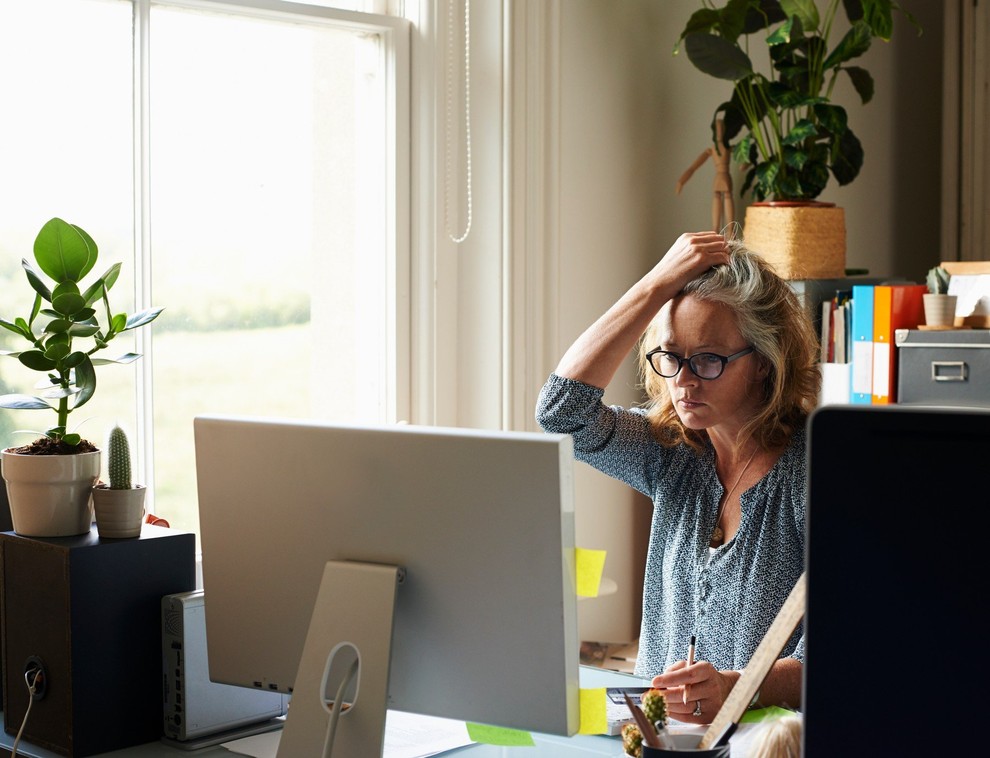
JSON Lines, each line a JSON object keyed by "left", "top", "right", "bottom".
{"left": 106, "top": 424, "right": 133, "bottom": 490}
{"left": 923, "top": 265, "right": 957, "bottom": 328}
{"left": 91, "top": 423, "right": 146, "bottom": 538}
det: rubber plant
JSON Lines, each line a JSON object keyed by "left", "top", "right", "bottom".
{"left": 0, "top": 217, "right": 163, "bottom": 454}
{"left": 674, "top": 0, "right": 921, "bottom": 201}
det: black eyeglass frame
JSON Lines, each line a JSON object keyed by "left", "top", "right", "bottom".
{"left": 645, "top": 346, "right": 755, "bottom": 380}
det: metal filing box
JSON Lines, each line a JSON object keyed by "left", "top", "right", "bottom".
{"left": 895, "top": 328, "right": 990, "bottom": 408}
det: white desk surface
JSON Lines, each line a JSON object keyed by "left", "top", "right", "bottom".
{"left": 0, "top": 667, "right": 762, "bottom": 757}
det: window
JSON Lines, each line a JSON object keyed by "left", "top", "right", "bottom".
{"left": 0, "top": 0, "right": 409, "bottom": 536}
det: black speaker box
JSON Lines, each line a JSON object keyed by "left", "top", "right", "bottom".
{"left": 0, "top": 525, "right": 195, "bottom": 756}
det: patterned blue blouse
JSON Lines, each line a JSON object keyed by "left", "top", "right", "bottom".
{"left": 536, "top": 373, "right": 805, "bottom": 678}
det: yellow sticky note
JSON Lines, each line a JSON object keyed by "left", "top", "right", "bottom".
{"left": 578, "top": 687, "right": 607, "bottom": 734}
{"left": 575, "top": 547, "right": 607, "bottom": 597}
{"left": 465, "top": 723, "right": 535, "bottom": 746}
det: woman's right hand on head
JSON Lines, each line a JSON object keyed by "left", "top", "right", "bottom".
{"left": 649, "top": 231, "right": 730, "bottom": 294}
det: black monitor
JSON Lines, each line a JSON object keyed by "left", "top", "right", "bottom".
{"left": 193, "top": 415, "right": 580, "bottom": 757}
{"left": 804, "top": 404, "right": 990, "bottom": 756}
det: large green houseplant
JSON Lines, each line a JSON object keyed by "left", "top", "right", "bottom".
{"left": 0, "top": 217, "right": 163, "bottom": 536}
{"left": 675, "top": 0, "right": 921, "bottom": 202}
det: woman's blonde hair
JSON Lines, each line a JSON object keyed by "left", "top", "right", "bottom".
{"left": 637, "top": 240, "right": 820, "bottom": 452}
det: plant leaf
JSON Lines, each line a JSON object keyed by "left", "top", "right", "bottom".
{"left": 0, "top": 318, "right": 29, "bottom": 338}
{"left": 742, "top": 0, "right": 787, "bottom": 35}
{"left": 63, "top": 351, "right": 87, "bottom": 368}
{"left": 124, "top": 306, "right": 164, "bottom": 330}
{"left": 823, "top": 21, "right": 872, "bottom": 69}
{"left": 831, "top": 128, "right": 864, "bottom": 185}
{"left": 766, "top": 16, "right": 794, "bottom": 46}
{"left": 33, "top": 217, "right": 98, "bottom": 283}
{"left": 52, "top": 290, "right": 87, "bottom": 318}
{"left": 684, "top": 33, "right": 754, "bottom": 81}
{"left": 29, "top": 293, "right": 42, "bottom": 325}
{"left": 22, "top": 259, "right": 53, "bottom": 302}
{"left": 71, "top": 356, "right": 97, "bottom": 409}
{"left": 813, "top": 103, "right": 848, "bottom": 135}
{"left": 676, "top": 8, "right": 720, "bottom": 47}
{"left": 716, "top": 0, "right": 751, "bottom": 43}
{"left": 68, "top": 322, "right": 101, "bottom": 338}
{"left": 44, "top": 342, "right": 70, "bottom": 361}
{"left": 780, "top": 0, "right": 819, "bottom": 30}
{"left": 92, "top": 353, "right": 141, "bottom": 366}
{"left": 102, "top": 262, "right": 121, "bottom": 291}
{"left": 82, "top": 263, "right": 122, "bottom": 306}
{"left": 0, "top": 394, "right": 52, "bottom": 411}
{"left": 842, "top": 65, "right": 874, "bottom": 104}
{"left": 43, "top": 318, "right": 72, "bottom": 335}
{"left": 18, "top": 350, "right": 57, "bottom": 372}
{"left": 40, "top": 385, "right": 75, "bottom": 400}
{"left": 858, "top": 0, "right": 894, "bottom": 41}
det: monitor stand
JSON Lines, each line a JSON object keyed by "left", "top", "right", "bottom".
{"left": 276, "top": 560, "right": 403, "bottom": 758}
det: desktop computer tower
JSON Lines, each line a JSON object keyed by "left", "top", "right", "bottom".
{"left": 0, "top": 526, "right": 196, "bottom": 756}
{"left": 161, "top": 589, "right": 287, "bottom": 747}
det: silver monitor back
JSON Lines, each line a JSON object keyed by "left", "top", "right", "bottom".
{"left": 194, "top": 415, "right": 580, "bottom": 735}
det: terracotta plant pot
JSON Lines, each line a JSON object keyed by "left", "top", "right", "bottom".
{"left": 92, "top": 484, "right": 147, "bottom": 539}
{"left": 1, "top": 449, "right": 101, "bottom": 537}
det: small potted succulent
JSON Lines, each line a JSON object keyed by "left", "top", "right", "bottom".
{"left": 0, "top": 217, "right": 163, "bottom": 536}
{"left": 92, "top": 423, "right": 146, "bottom": 538}
{"left": 621, "top": 688, "right": 670, "bottom": 757}
{"left": 923, "top": 265, "right": 956, "bottom": 327}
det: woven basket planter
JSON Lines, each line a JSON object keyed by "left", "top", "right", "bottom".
{"left": 743, "top": 201, "right": 846, "bottom": 280}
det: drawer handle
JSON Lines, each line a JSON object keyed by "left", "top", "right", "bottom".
{"left": 931, "top": 361, "right": 968, "bottom": 382}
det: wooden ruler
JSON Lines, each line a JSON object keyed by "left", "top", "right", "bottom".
{"left": 697, "top": 572, "right": 806, "bottom": 750}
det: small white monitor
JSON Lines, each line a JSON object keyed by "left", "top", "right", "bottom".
{"left": 194, "top": 415, "right": 580, "bottom": 753}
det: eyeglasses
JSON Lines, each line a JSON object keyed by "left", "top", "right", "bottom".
{"left": 645, "top": 346, "right": 754, "bottom": 380}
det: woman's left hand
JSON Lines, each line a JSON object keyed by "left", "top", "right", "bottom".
{"left": 651, "top": 661, "right": 738, "bottom": 725}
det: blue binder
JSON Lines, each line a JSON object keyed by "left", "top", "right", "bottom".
{"left": 849, "top": 285, "right": 874, "bottom": 404}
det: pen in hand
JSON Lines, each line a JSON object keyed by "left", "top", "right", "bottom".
{"left": 684, "top": 634, "right": 696, "bottom": 705}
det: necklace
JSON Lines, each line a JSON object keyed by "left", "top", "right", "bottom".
{"left": 711, "top": 447, "right": 759, "bottom": 546}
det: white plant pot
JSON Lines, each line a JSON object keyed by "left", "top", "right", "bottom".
{"left": 92, "top": 484, "right": 147, "bottom": 539}
{"left": 1, "top": 449, "right": 101, "bottom": 537}
{"left": 923, "top": 293, "right": 958, "bottom": 327}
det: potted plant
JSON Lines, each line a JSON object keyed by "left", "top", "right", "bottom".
{"left": 923, "top": 265, "right": 956, "bottom": 328}
{"left": 92, "top": 423, "right": 146, "bottom": 538}
{"left": 621, "top": 688, "right": 673, "bottom": 757}
{"left": 674, "top": 0, "right": 921, "bottom": 278}
{"left": 0, "top": 217, "right": 163, "bottom": 537}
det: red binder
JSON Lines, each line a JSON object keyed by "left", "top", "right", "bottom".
{"left": 870, "top": 284, "right": 926, "bottom": 404}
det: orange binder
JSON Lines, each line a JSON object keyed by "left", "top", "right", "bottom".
{"left": 870, "top": 284, "right": 926, "bottom": 403}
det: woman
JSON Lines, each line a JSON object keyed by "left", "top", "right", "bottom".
{"left": 536, "top": 231, "right": 819, "bottom": 723}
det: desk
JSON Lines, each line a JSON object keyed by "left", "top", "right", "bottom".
{"left": 0, "top": 668, "right": 761, "bottom": 757}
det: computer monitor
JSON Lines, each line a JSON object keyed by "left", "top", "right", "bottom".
{"left": 804, "top": 404, "right": 990, "bottom": 756}
{"left": 194, "top": 415, "right": 580, "bottom": 756}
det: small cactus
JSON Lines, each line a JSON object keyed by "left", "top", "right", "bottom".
{"left": 106, "top": 424, "right": 133, "bottom": 490}
{"left": 640, "top": 688, "right": 668, "bottom": 726}
{"left": 926, "top": 266, "right": 951, "bottom": 295}
{"left": 621, "top": 722, "right": 643, "bottom": 757}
